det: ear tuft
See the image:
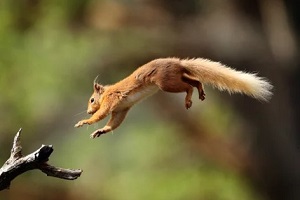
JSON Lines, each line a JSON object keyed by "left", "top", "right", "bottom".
{"left": 94, "top": 75, "right": 100, "bottom": 84}
{"left": 94, "top": 83, "right": 104, "bottom": 93}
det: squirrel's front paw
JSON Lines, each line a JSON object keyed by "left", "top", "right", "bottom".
{"left": 90, "top": 129, "right": 106, "bottom": 138}
{"left": 74, "top": 120, "right": 87, "bottom": 128}
{"left": 90, "top": 126, "right": 111, "bottom": 138}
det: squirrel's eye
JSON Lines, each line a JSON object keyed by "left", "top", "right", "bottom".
{"left": 90, "top": 98, "right": 95, "bottom": 103}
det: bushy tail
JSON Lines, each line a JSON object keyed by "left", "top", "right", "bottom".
{"left": 181, "top": 58, "right": 273, "bottom": 101}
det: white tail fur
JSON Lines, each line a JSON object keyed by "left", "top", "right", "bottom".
{"left": 181, "top": 58, "right": 273, "bottom": 101}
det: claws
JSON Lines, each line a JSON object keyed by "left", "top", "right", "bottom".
{"left": 74, "top": 122, "right": 83, "bottom": 128}
{"left": 74, "top": 120, "right": 88, "bottom": 128}
{"left": 185, "top": 91, "right": 205, "bottom": 109}
{"left": 90, "top": 129, "right": 106, "bottom": 139}
{"left": 199, "top": 92, "right": 206, "bottom": 101}
{"left": 75, "top": 120, "right": 109, "bottom": 138}
{"left": 185, "top": 100, "right": 193, "bottom": 109}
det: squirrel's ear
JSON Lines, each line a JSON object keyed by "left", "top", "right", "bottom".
{"left": 93, "top": 75, "right": 104, "bottom": 93}
{"left": 94, "top": 83, "right": 104, "bottom": 93}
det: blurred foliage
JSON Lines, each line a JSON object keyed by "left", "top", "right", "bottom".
{"left": 0, "top": 0, "right": 299, "bottom": 200}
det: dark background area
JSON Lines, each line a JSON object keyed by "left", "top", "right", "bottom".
{"left": 0, "top": 0, "right": 299, "bottom": 199}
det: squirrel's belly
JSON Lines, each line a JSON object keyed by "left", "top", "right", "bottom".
{"left": 120, "top": 85, "right": 159, "bottom": 108}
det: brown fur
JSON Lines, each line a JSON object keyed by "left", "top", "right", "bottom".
{"left": 75, "top": 57, "right": 273, "bottom": 138}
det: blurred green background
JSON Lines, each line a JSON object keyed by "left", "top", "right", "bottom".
{"left": 0, "top": 0, "right": 299, "bottom": 199}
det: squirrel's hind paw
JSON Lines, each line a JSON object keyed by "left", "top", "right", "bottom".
{"left": 185, "top": 100, "right": 193, "bottom": 109}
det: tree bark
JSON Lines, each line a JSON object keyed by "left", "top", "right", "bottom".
{"left": 0, "top": 128, "right": 82, "bottom": 191}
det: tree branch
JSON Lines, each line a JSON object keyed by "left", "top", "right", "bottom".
{"left": 0, "top": 128, "right": 82, "bottom": 191}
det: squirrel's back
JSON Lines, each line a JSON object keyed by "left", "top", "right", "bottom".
{"left": 126, "top": 57, "right": 272, "bottom": 101}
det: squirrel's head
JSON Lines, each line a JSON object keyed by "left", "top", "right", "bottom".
{"left": 87, "top": 82, "right": 105, "bottom": 114}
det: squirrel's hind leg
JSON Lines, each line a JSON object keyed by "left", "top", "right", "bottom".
{"left": 197, "top": 83, "right": 205, "bottom": 101}
{"left": 185, "top": 86, "right": 193, "bottom": 109}
{"left": 182, "top": 73, "right": 205, "bottom": 101}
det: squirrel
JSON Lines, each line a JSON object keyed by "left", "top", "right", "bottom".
{"left": 75, "top": 57, "right": 273, "bottom": 138}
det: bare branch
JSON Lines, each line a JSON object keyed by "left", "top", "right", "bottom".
{"left": 0, "top": 129, "right": 82, "bottom": 191}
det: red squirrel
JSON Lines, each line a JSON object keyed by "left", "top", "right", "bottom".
{"left": 75, "top": 57, "right": 273, "bottom": 138}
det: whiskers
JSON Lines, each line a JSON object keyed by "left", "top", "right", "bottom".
{"left": 93, "top": 123, "right": 99, "bottom": 130}
{"left": 73, "top": 110, "right": 87, "bottom": 117}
